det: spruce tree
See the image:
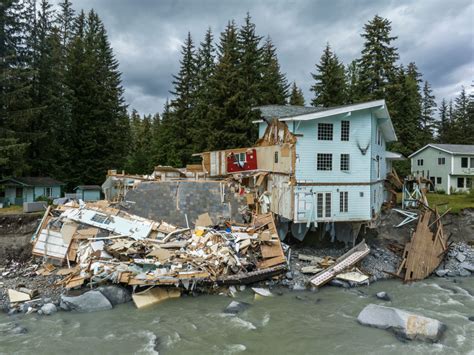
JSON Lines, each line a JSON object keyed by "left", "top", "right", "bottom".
{"left": 357, "top": 15, "right": 399, "bottom": 101}
{"left": 419, "top": 80, "right": 436, "bottom": 145}
{"left": 437, "top": 98, "right": 449, "bottom": 143}
{"left": 289, "top": 82, "right": 305, "bottom": 106}
{"left": 310, "top": 43, "right": 346, "bottom": 107}
{"left": 345, "top": 60, "right": 360, "bottom": 104}
{"left": 259, "top": 37, "right": 288, "bottom": 105}
{"left": 452, "top": 87, "right": 472, "bottom": 144}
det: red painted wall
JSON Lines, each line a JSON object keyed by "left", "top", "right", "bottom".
{"left": 227, "top": 149, "right": 258, "bottom": 173}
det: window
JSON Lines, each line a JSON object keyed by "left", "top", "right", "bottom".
{"left": 317, "top": 154, "right": 332, "bottom": 171}
{"left": 376, "top": 155, "right": 380, "bottom": 179}
{"left": 457, "top": 177, "right": 464, "bottom": 188}
{"left": 377, "top": 129, "right": 382, "bottom": 145}
{"left": 15, "top": 188, "right": 22, "bottom": 198}
{"left": 461, "top": 157, "right": 468, "bottom": 168}
{"left": 235, "top": 152, "right": 246, "bottom": 164}
{"left": 274, "top": 151, "right": 279, "bottom": 164}
{"left": 437, "top": 177, "right": 442, "bottom": 184}
{"left": 317, "top": 193, "right": 323, "bottom": 218}
{"left": 340, "top": 191, "right": 348, "bottom": 213}
{"left": 318, "top": 123, "right": 333, "bottom": 140}
{"left": 340, "top": 154, "right": 350, "bottom": 171}
{"left": 359, "top": 192, "right": 364, "bottom": 197}
{"left": 438, "top": 157, "right": 445, "bottom": 165}
{"left": 417, "top": 159, "right": 424, "bottom": 166}
{"left": 467, "top": 178, "right": 473, "bottom": 188}
{"left": 471, "top": 158, "right": 474, "bottom": 168}
{"left": 341, "top": 121, "right": 350, "bottom": 141}
{"left": 45, "top": 187, "right": 52, "bottom": 197}
{"left": 325, "top": 193, "right": 331, "bottom": 218}
{"left": 91, "top": 213, "right": 111, "bottom": 224}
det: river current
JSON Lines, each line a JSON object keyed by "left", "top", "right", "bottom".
{"left": 1, "top": 278, "right": 473, "bottom": 355}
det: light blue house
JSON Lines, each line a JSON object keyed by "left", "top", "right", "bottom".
{"left": 74, "top": 185, "right": 102, "bottom": 202}
{"left": 253, "top": 100, "right": 399, "bottom": 240}
{"left": 0, "top": 177, "right": 65, "bottom": 205}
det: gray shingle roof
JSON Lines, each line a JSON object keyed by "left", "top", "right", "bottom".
{"left": 0, "top": 177, "right": 65, "bottom": 186}
{"left": 75, "top": 185, "right": 101, "bottom": 191}
{"left": 430, "top": 144, "right": 474, "bottom": 154}
{"left": 254, "top": 105, "right": 329, "bottom": 119}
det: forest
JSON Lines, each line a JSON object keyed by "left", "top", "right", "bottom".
{"left": 1, "top": 0, "right": 473, "bottom": 188}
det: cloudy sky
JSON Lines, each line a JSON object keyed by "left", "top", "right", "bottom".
{"left": 68, "top": 0, "right": 473, "bottom": 115}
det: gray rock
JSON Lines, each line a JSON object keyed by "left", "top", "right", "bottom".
{"left": 292, "top": 283, "right": 306, "bottom": 291}
{"left": 329, "top": 279, "right": 350, "bottom": 288}
{"left": 10, "top": 326, "right": 27, "bottom": 335}
{"left": 40, "top": 303, "right": 57, "bottom": 316}
{"left": 456, "top": 253, "right": 466, "bottom": 263}
{"left": 60, "top": 291, "right": 113, "bottom": 313}
{"left": 447, "top": 270, "right": 458, "bottom": 277}
{"left": 468, "top": 316, "right": 474, "bottom": 322}
{"left": 357, "top": 304, "right": 445, "bottom": 342}
{"left": 459, "top": 269, "right": 471, "bottom": 277}
{"left": 285, "top": 272, "right": 293, "bottom": 279}
{"left": 376, "top": 291, "right": 391, "bottom": 301}
{"left": 435, "top": 269, "right": 449, "bottom": 277}
{"left": 224, "top": 301, "right": 250, "bottom": 314}
{"left": 459, "top": 262, "right": 474, "bottom": 272}
{"left": 97, "top": 285, "right": 132, "bottom": 306}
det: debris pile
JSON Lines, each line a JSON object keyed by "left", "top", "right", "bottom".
{"left": 435, "top": 242, "right": 474, "bottom": 277}
{"left": 28, "top": 201, "right": 288, "bottom": 308}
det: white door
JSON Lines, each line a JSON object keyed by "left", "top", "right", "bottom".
{"left": 316, "top": 192, "right": 332, "bottom": 220}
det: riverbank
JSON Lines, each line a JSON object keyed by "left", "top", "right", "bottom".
{"left": 0, "top": 208, "right": 473, "bottom": 316}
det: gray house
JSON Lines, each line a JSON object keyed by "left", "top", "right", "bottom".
{"left": 409, "top": 144, "right": 474, "bottom": 194}
{"left": 74, "top": 185, "right": 101, "bottom": 202}
{"left": 0, "top": 177, "right": 65, "bottom": 205}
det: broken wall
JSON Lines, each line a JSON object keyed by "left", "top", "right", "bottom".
{"left": 122, "top": 181, "right": 247, "bottom": 226}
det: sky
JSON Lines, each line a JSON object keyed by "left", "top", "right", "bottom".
{"left": 67, "top": 0, "right": 473, "bottom": 115}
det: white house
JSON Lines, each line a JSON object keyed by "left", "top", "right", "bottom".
{"left": 409, "top": 144, "right": 474, "bottom": 194}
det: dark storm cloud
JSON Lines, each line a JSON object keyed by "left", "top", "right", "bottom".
{"left": 66, "top": 0, "right": 473, "bottom": 114}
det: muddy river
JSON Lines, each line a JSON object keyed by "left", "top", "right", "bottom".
{"left": 1, "top": 278, "right": 473, "bottom": 354}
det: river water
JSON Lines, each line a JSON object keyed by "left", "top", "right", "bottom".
{"left": 1, "top": 278, "right": 473, "bottom": 355}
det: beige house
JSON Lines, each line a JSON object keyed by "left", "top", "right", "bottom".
{"left": 409, "top": 144, "right": 474, "bottom": 194}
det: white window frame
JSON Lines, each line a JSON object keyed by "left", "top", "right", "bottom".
{"left": 340, "top": 154, "right": 350, "bottom": 171}
{"left": 340, "top": 191, "right": 348, "bottom": 213}
{"left": 45, "top": 187, "right": 52, "bottom": 197}
{"left": 438, "top": 157, "right": 445, "bottom": 165}
{"left": 417, "top": 159, "right": 424, "bottom": 166}
{"left": 234, "top": 152, "right": 246, "bottom": 165}
{"left": 341, "top": 121, "right": 350, "bottom": 141}
{"left": 317, "top": 153, "right": 332, "bottom": 171}
{"left": 318, "top": 123, "right": 333, "bottom": 141}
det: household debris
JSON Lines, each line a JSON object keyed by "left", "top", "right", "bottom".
{"left": 310, "top": 240, "right": 370, "bottom": 288}
{"left": 357, "top": 304, "right": 446, "bottom": 343}
{"left": 396, "top": 208, "right": 448, "bottom": 282}
{"left": 28, "top": 201, "right": 288, "bottom": 307}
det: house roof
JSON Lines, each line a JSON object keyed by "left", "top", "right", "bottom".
{"left": 408, "top": 144, "right": 474, "bottom": 158}
{"left": 0, "top": 177, "right": 65, "bottom": 187}
{"left": 385, "top": 151, "right": 405, "bottom": 160}
{"left": 74, "top": 185, "right": 101, "bottom": 191}
{"left": 253, "top": 100, "right": 397, "bottom": 142}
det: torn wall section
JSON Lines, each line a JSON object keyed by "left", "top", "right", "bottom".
{"left": 122, "top": 181, "right": 248, "bottom": 226}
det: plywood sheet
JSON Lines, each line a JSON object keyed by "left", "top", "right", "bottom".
{"left": 132, "top": 287, "right": 181, "bottom": 309}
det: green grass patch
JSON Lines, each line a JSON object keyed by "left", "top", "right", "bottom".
{"left": 0, "top": 205, "right": 23, "bottom": 214}
{"left": 426, "top": 192, "right": 474, "bottom": 214}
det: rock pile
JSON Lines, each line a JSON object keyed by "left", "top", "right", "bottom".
{"left": 435, "top": 242, "right": 474, "bottom": 277}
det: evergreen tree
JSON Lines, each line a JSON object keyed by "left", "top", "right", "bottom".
{"left": 452, "top": 87, "right": 473, "bottom": 144}
{"left": 259, "top": 36, "right": 288, "bottom": 105}
{"left": 168, "top": 32, "right": 197, "bottom": 166}
{"left": 345, "top": 60, "right": 360, "bottom": 104}
{"left": 437, "top": 98, "right": 449, "bottom": 143}
{"left": 126, "top": 110, "right": 154, "bottom": 173}
{"left": 289, "top": 82, "right": 305, "bottom": 106}
{"left": 357, "top": 15, "right": 399, "bottom": 100}
{"left": 419, "top": 80, "right": 436, "bottom": 145}
{"left": 310, "top": 43, "right": 346, "bottom": 107}
{"left": 0, "top": 0, "right": 35, "bottom": 177}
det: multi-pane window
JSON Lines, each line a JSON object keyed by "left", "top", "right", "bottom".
{"left": 461, "top": 157, "right": 468, "bottom": 168}
{"left": 417, "top": 159, "right": 423, "bottom": 166}
{"left": 437, "top": 177, "right": 442, "bottom": 184}
{"left": 91, "top": 213, "right": 111, "bottom": 224}
{"left": 317, "top": 154, "right": 332, "bottom": 171}
{"left": 438, "top": 157, "right": 445, "bottom": 165}
{"left": 274, "top": 152, "right": 279, "bottom": 164}
{"left": 325, "top": 193, "right": 331, "bottom": 218}
{"left": 340, "top": 191, "right": 348, "bottom": 213}
{"left": 318, "top": 123, "right": 333, "bottom": 140}
{"left": 341, "top": 121, "right": 350, "bottom": 141}
{"left": 317, "top": 193, "right": 323, "bottom": 218}
{"left": 340, "top": 154, "right": 350, "bottom": 171}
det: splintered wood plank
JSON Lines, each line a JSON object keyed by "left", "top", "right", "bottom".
{"left": 261, "top": 243, "right": 284, "bottom": 259}
{"left": 257, "top": 255, "right": 286, "bottom": 269}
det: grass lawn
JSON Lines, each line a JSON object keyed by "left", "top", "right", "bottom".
{"left": 0, "top": 205, "right": 23, "bottom": 214}
{"left": 426, "top": 192, "right": 474, "bottom": 214}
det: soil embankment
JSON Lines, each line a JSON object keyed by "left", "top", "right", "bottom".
{"left": 0, "top": 213, "right": 41, "bottom": 263}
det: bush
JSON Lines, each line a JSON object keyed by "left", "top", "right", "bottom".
{"left": 35, "top": 195, "right": 52, "bottom": 205}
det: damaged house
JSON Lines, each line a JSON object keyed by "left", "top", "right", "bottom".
{"left": 195, "top": 100, "right": 400, "bottom": 243}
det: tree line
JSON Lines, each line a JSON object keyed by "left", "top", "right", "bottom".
{"left": 1, "top": 2, "right": 472, "bottom": 187}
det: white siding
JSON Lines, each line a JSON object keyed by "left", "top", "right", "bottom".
{"left": 410, "top": 147, "right": 452, "bottom": 193}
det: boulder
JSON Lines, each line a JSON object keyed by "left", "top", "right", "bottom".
{"left": 357, "top": 304, "right": 445, "bottom": 342}
{"left": 97, "top": 285, "right": 132, "bottom": 306}
{"left": 468, "top": 316, "right": 474, "bottom": 322}
{"left": 292, "top": 283, "right": 306, "bottom": 291}
{"left": 459, "top": 262, "right": 474, "bottom": 272}
{"left": 60, "top": 291, "right": 113, "bottom": 313}
{"left": 40, "top": 303, "right": 57, "bottom": 316}
{"left": 376, "top": 292, "right": 391, "bottom": 301}
{"left": 456, "top": 253, "right": 466, "bottom": 263}
{"left": 224, "top": 301, "right": 250, "bottom": 314}
{"left": 459, "top": 269, "right": 471, "bottom": 277}
{"left": 435, "top": 269, "right": 449, "bottom": 277}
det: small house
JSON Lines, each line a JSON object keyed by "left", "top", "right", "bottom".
{"left": 0, "top": 177, "right": 65, "bottom": 205}
{"left": 74, "top": 185, "right": 102, "bottom": 202}
{"left": 409, "top": 144, "right": 474, "bottom": 194}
